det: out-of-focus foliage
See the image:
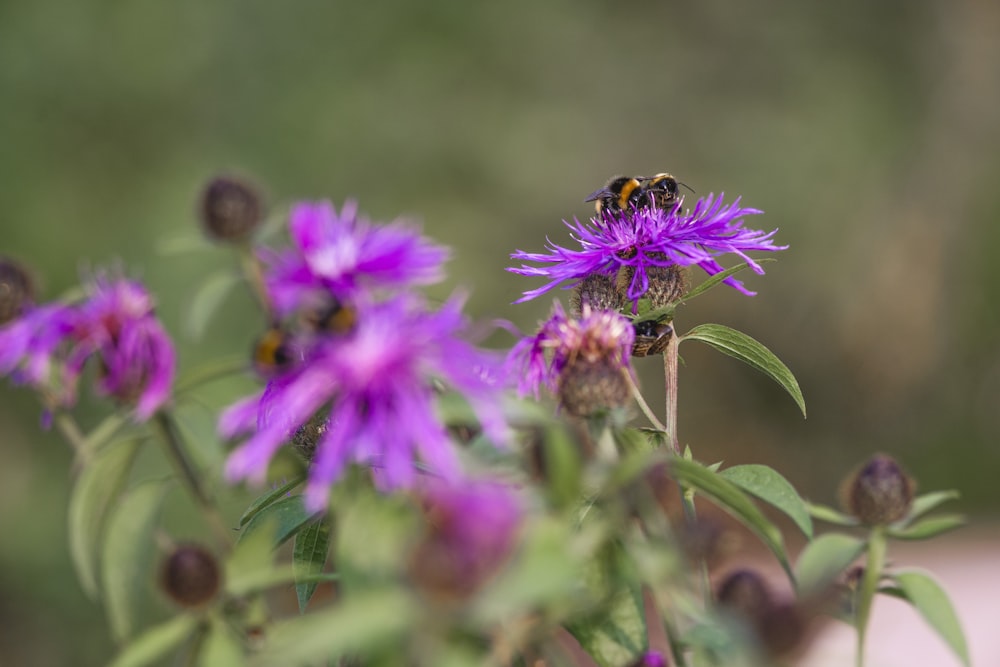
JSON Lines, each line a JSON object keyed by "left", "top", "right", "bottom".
{"left": 2, "top": 0, "right": 999, "bottom": 663}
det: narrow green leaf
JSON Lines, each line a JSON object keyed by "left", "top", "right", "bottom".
{"left": 248, "top": 589, "right": 415, "bottom": 666}
{"left": 794, "top": 533, "right": 865, "bottom": 596}
{"left": 238, "top": 476, "right": 306, "bottom": 528}
{"left": 891, "top": 570, "right": 970, "bottom": 667}
{"left": 107, "top": 614, "right": 197, "bottom": 667}
{"left": 174, "top": 356, "right": 248, "bottom": 396}
{"left": 185, "top": 270, "right": 242, "bottom": 339}
{"left": 197, "top": 616, "right": 244, "bottom": 667}
{"left": 683, "top": 259, "right": 774, "bottom": 302}
{"left": 102, "top": 478, "right": 174, "bottom": 641}
{"left": 239, "top": 494, "right": 316, "bottom": 547}
{"left": 570, "top": 586, "right": 647, "bottom": 666}
{"left": 294, "top": 518, "right": 332, "bottom": 613}
{"left": 68, "top": 438, "right": 141, "bottom": 599}
{"left": 898, "top": 490, "right": 960, "bottom": 527}
{"left": 719, "top": 464, "right": 813, "bottom": 539}
{"left": 669, "top": 458, "right": 792, "bottom": 580}
{"left": 82, "top": 412, "right": 130, "bottom": 455}
{"left": 807, "top": 502, "right": 860, "bottom": 527}
{"left": 888, "top": 514, "right": 965, "bottom": 541}
{"left": 681, "top": 323, "right": 806, "bottom": 417}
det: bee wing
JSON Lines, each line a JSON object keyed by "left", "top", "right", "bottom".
{"left": 583, "top": 186, "right": 611, "bottom": 203}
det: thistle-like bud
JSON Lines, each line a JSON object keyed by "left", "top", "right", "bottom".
{"left": 160, "top": 544, "right": 222, "bottom": 608}
{"left": 616, "top": 257, "right": 687, "bottom": 311}
{"left": 198, "top": 174, "right": 264, "bottom": 243}
{"left": 291, "top": 412, "right": 330, "bottom": 463}
{"left": 0, "top": 257, "right": 35, "bottom": 325}
{"left": 572, "top": 272, "right": 623, "bottom": 315}
{"left": 558, "top": 354, "right": 632, "bottom": 417}
{"left": 841, "top": 453, "right": 915, "bottom": 525}
{"left": 716, "top": 569, "right": 773, "bottom": 619}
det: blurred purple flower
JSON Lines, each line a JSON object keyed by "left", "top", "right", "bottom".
{"left": 409, "top": 478, "right": 522, "bottom": 599}
{"left": 0, "top": 275, "right": 175, "bottom": 421}
{"left": 509, "top": 194, "right": 785, "bottom": 303}
{"left": 506, "top": 302, "right": 634, "bottom": 398}
{"left": 261, "top": 200, "right": 449, "bottom": 316}
{"left": 220, "top": 292, "right": 509, "bottom": 512}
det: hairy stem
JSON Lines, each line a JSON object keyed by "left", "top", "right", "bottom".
{"left": 855, "top": 527, "right": 887, "bottom": 667}
{"left": 663, "top": 330, "right": 680, "bottom": 455}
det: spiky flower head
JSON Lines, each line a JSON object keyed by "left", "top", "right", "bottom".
{"left": 507, "top": 302, "right": 635, "bottom": 416}
{"left": 509, "top": 194, "right": 785, "bottom": 304}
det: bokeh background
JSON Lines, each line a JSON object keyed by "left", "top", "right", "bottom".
{"left": 2, "top": 0, "right": 998, "bottom": 664}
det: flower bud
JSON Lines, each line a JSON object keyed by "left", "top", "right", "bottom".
{"left": 716, "top": 569, "right": 773, "bottom": 619}
{"left": 198, "top": 175, "right": 264, "bottom": 243}
{"left": 0, "top": 257, "right": 35, "bottom": 325}
{"left": 572, "top": 272, "right": 623, "bottom": 315}
{"left": 558, "top": 354, "right": 631, "bottom": 417}
{"left": 841, "top": 453, "right": 915, "bottom": 525}
{"left": 617, "top": 258, "right": 687, "bottom": 310}
{"left": 160, "top": 544, "right": 222, "bottom": 608}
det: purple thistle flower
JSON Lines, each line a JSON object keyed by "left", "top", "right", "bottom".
{"left": 261, "top": 200, "right": 450, "bottom": 316}
{"left": 506, "top": 302, "right": 634, "bottom": 399}
{"left": 0, "top": 275, "right": 175, "bottom": 421}
{"left": 220, "top": 292, "right": 509, "bottom": 512}
{"left": 509, "top": 194, "right": 786, "bottom": 303}
{"left": 409, "top": 478, "right": 522, "bottom": 599}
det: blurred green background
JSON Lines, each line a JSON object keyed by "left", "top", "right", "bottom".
{"left": 2, "top": 0, "right": 999, "bottom": 663}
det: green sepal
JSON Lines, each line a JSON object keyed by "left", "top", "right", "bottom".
{"left": 887, "top": 514, "right": 965, "bottom": 541}
{"left": 807, "top": 502, "right": 860, "bottom": 527}
{"left": 896, "top": 490, "right": 960, "bottom": 528}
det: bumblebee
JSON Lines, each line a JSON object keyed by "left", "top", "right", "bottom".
{"left": 585, "top": 175, "right": 644, "bottom": 215}
{"left": 639, "top": 173, "right": 683, "bottom": 213}
{"left": 252, "top": 326, "right": 294, "bottom": 376}
{"left": 303, "top": 298, "right": 357, "bottom": 335}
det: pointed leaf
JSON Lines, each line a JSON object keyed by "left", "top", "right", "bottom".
{"left": 108, "top": 614, "right": 197, "bottom": 667}
{"left": 669, "top": 458, "right": 792, "bottom": 580}
{"left": 794, "top": 533, "right": 865, "bottom": 596}
{"left": 683, "top": 259, "right": 774, "bottom": 302}
{"left": 68, "top": 438, "right": 141, "bottom": 598}
{"left": 239, "top": 494, "right": 316, "bottom": 547}
{"left": 293, "top": 518, "right": 332, "bottom": 612}
{"left": 185, "top": 270, "right": 243, "bottom": 339}
{"left": 888, "top": 514, "right": 965, "bottom": 541}
{"left": 681, "top": 323, "right": 806, "bottom": 417}
{"left": 82, "top": 412, "right": 130, "bottom": 455}
{"left": 898, "top": 490, "right": 960, "bottom": 527}
{"left": 238, "top": 477, "right": 306, "bottom": 528}
{"left": 569, "top": 585, "right": 647, "bottom": 666}
{"left": 248, "top": 589, "right": 415, "bottom": 666}
{"left": 807, "top": 501, "right": 860, "bottom": 527}
{"left": 719, "top": 464, "right": 813, "bottom": 538}
{"left": 102, "top": 478, "right": 175, "bottom": 642}
{"left": 891, "top": 570, "right": 970, "bottom": 667}
{"left": 197, "top": 616, "right": 245, "bottom": 667}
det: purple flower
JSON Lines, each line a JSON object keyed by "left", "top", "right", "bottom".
{"left": 0, "top": 275, "right": 175, "bottom": 421}
{"left": 409, "top": 479, "right": 522, "bottom": 599}
{"left": 220, "top": 292, "right": 509, "bottom": 512}
{"left": 507, "top": 302, "right": 635, "bottom": 398}
{"left": 509, "top": 194, "right": 786, "bottom": 303}
{"left": 261, "top": 200, "right": 450, "bottom": 316}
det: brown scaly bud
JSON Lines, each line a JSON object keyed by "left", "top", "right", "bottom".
{"left": 160, "top": 544, "right": 222, "bottom": 608}
{"left": 572, "top": 272, "right": 623, "bottom": 315}
{"left": 841, "top": 453, "right": 916, "bottom": 526}
{"left": 616, "top": 256, "right": 687, "bottom": 311}
{"left": 198, "top": 174, "right": 265, "bottom": 243}
{"left": 0, "top": 257, "right": 35, "bottom": 325}
{"left": 558, "top": 354, "right": 632, "bottom": 417}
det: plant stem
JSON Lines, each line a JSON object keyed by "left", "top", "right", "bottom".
{"left": 855, "top": 526, "right": 887, "bottom": 667}
{"left": 54, "top": 413, "right": 89, "bottom": 464}
{"left": 663, "top": 330, "right": 680, "bottom": 455}
{"left": 624, "top": 369, "right": 668, "bottom": 432}
{"left": 238, "top": 244, "right": 272, "bottom": 316}
{"left": 154, "top": 411, "right": 231, "bottom": 547}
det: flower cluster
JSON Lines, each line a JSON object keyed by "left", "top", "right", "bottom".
{"left": 0, "top": 274, "right": 175, "bottom": 421}
{"left": 221, "top": 200, "right": 508, "bottom": 510}
{"left": 509, "top": 193, "right": 786, "bottom": 303}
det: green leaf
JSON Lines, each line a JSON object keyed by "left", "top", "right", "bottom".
{"left": 81, "top": 412, "right": 130, "bottom": 455}
{"left": 888, "top": 514, "right": 965, "bottom": 541}
{"left": 668, "top": 458, "right": 792, "bottom": 580}
{"left": 719, "top": 464, "right": 813, "bottom": 538}
{"left": 239, "top": 494, "right": 316, "bottom": 548}
{"left": 683, "top": 259, "right": 774, "bottom": 302}
{"left": 293, "top": 518, "right": 332, "bottom": 613}
{"left": 794, "top": 533, "right": 865, "bottom": 596}
{"left": 197, "top": 616, "right": 245, "bottom": 667}
{"left": 174, "top": 356, "right": 248, "bottom": 396}
{"left": 108, "top": 614, "right": 197, "bottom": 667}
{"left": 898, "top": 490, "right": 960, "bottom": 527}
{"left": 891, "top": 570, "right": 970, "bottom": 667}
{"left": 807, "top": 502, "right": 860, "bottom": 527}
{"left": 570, "top": 585, "right": 647, "bottom": 666}
{"left": 185, "top": 270, "right": 243, "bottom": 339}
{"left": 681, "top": 323, "right": 806, "bottom": 417}
{"left": 102, "top": 478, "right": 174, "bottom": 642}
{"left": 238, "top": 477, "right": 306, "bottom": 528}
{"left": 68, "top": 438, "right": 141, "bottom": 599}
{"left": 248, "top": 589, "right": 415, "bottom": 666}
